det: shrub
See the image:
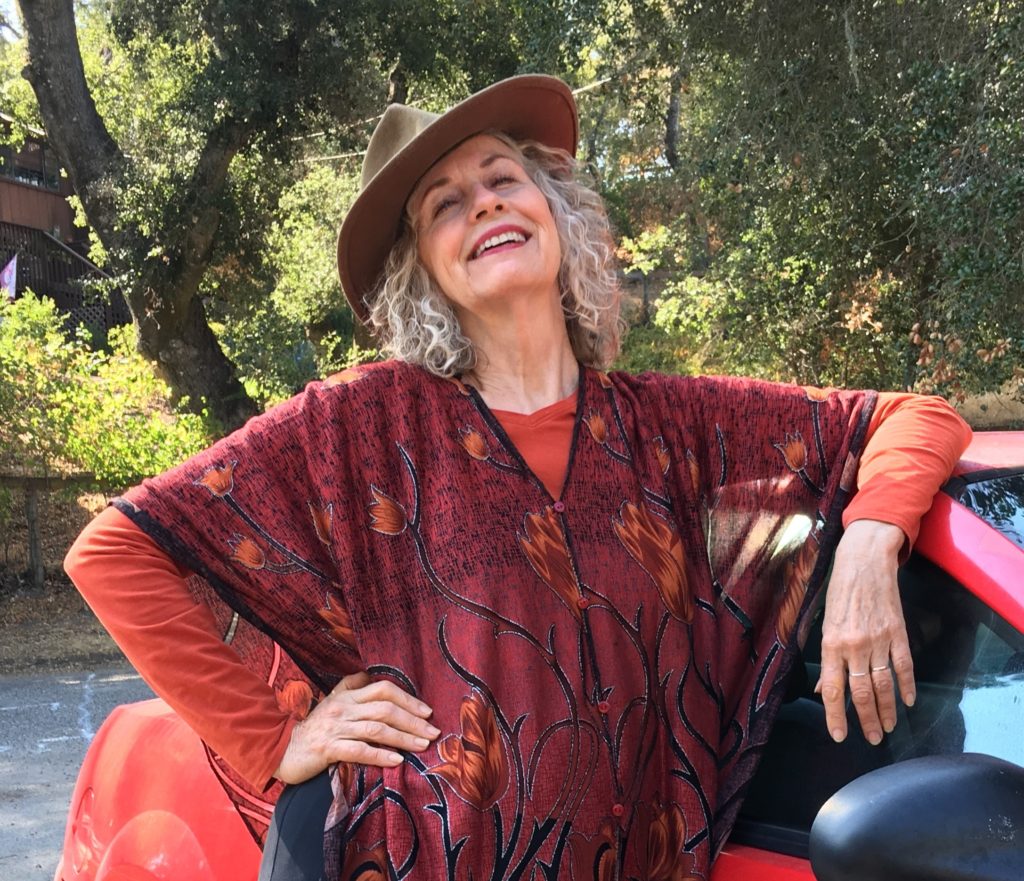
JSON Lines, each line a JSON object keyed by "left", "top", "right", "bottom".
{"left": 0, "top": 292, "right": 216, "bottom": 487}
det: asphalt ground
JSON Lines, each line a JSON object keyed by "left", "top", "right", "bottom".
{"left": 0, "top": 665, "right": 153, "bottom": 880}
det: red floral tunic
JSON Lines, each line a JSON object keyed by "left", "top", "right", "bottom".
{"left": 116, "top": 361, "right": 874, "bottom": 880}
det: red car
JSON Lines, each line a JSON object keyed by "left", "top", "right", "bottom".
{"left": 56, "top": 432, "right": 1024, "bottom": 881}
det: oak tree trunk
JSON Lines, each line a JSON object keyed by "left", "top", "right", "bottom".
{"left": 17, "top": 0, "right": 259, "bottom": 430}
{"left": 665, "top": 67, "right": 685, "bottom": 171}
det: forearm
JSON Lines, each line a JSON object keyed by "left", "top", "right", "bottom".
{"left": 64, "top": 506, "right": 296, "bottom": 789}
{"left": 820, "top": 393, "right": 969, "bottom": 744}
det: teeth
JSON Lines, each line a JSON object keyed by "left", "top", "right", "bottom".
{"left": 473, "top": 231, "right": 526, "bottom": 258}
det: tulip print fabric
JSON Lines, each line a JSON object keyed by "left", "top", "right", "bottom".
{"left": 115, "top": 361, "right": 875, "bottom": 880}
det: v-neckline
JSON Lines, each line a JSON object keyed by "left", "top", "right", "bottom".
{"left": 463, "top": 364, "right": 588, "bottom": 505}
{"left": 490, "top": 390, "right": 577, "bottom": 425}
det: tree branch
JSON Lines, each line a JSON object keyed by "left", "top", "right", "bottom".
{"left": 17, "top": 0, "right": 127, "bottom": 249}
{"left": 1, "top": 12, "right": 21, "bottom": 39}
{"left": 665, "top": 66, "right": 684, "bottom": 171}
{"left": 170, "top": 116, "right": 253, "bottom": 313}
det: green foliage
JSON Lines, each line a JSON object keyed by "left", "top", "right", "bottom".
{"left": 613, "top": 322, "right": 692, "bottom": 376}
{"left": 67, "top": 324, "right": 218, "bottom": 485}
{"left": 208, "top": 161, "right": 376, "bottom": 405}
{"left": 0, "top": 291, "right": 87, "bottom": 475}
{"left": 209, "top": 299, "right": 317, "bottom": 407}
{"left": 0, "top": 38, "right": 39, "bottom": 143}
{"left": 266, "top": 164, "right": 359, "bottom": 329}
{"left": 212, "top": 297, "right": 380, "bottom": 407}
{"left": 0, "top": 293, "right": 215, "bottom": 487}
{"left": 606, "top": 0, "right": 1023, "bottom": 398}
{"left": 6, "top": 0, "right": 1022, "bottom": 413}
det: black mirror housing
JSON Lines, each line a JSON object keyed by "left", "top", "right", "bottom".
{"left": 809, "top": 753, "right": 1024, "bottom": 881}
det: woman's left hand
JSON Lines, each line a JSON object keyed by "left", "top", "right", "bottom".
{"left": 816, "top": 519, "right": 916, "bottom": 745}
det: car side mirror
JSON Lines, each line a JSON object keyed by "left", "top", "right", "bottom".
{"left": 809, "top": 753, "right": 1024, "bottom": 881}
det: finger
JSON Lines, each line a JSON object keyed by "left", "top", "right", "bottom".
{"left": 848, "top": 664, "right": 884, "bottom": 746}
{"left": 869, "top": 655, "right": 898, "bottom": 734}
{"left": 335, "top": 672, "right": 372, "bottom": 693}
{"left": 329, "top": 740, "right": 405, "bottom": 768}
{"left": 356, "top": 700, "right": 441, "bottom": 740}
{"left": 351, "top": 679, "right": 434, "bottom": 718}
{"left": 817, "top": 656, "right": 850, "bottom": 743}
{"left": 338, "top": 718, "right": 436, "bottom": 753}
{"left": 890, "top": 639, "right": 916, "bottom": 707}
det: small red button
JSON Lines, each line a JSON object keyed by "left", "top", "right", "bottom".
{"left": 576, "top": 596, "right": 589, "bottom": 609}
{"left": 611, "top": 803, "right": 625, "bottom": 817}
{"left": 597, "top": 700, "right": 610, "bottom": 714}
{"left": 553, "top": 500, "right": 566, "bottom": 513}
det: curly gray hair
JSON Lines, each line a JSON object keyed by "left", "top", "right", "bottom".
{"left": 367, "top": 133, "right": 622, "bottom": 376}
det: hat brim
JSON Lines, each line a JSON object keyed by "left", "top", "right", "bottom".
{"left": 337, "top": 75, "right": 578, "bottom": 322}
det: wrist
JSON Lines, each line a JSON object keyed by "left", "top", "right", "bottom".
{"left": 843, "top": 519, "right": 907, "bottom": 557}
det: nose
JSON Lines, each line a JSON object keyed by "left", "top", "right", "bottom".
{"left": 470, "top": 181, "right": 503, "bottom": 219}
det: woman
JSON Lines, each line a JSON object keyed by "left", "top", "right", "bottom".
{"left": 66, "top": 76, "right": 970, "bottom": 881}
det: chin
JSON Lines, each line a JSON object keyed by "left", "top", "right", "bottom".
{"left": 470, "top": 262, "right": 558, "bottom": 294}
{"left": 474, "top": 276, "right": 558, "bottom": 306}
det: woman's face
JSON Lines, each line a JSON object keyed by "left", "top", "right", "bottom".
{"left": 409, "top": 134, "right": 561, "bottom": 320}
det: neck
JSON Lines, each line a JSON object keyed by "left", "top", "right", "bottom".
{"left": 458, "top": 292, "right": 579, "bottom": 413}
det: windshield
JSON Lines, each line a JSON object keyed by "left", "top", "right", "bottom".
{"left": 957, "top": 471, "right": 1024, "bottom": 551}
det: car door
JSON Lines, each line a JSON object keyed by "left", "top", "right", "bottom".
{"left": 713, "top": 470, "right": 1024, "bottom": 880}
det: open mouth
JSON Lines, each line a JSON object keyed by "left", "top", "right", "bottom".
{"left": 471, "top": 229, "right": 529, "bottom": 260}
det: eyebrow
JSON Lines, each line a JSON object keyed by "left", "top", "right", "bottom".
{"left": 415, "top": 152, "right": 514, "bottom": 212}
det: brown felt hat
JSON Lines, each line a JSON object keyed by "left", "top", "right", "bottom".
{"left": 337, "top": 75, "right": 578, "bottom": 322}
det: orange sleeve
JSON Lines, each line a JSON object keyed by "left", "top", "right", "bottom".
{"left": 842, "top": 392, "right": 973, "bottom": 552}
{"left": 64, "top": 506, "right": 297, "bottom": 789}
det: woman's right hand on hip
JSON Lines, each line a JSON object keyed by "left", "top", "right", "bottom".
{"left": 273, "top": 672, "right": 439, "bottom": 784}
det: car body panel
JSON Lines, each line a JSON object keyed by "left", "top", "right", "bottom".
{"left": 55, "top": 701, "right": 260, "bottom": 881}
{"left": 914, "top": 493, "right": 1024, "bottom": 632}
{"left": 711, "top": 844, "right": 813, "bottom": 881}
{"left": 954, "top": 430, "right": 1024, "bottom": 474}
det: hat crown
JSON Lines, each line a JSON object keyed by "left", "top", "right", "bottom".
{"left": 362, "top": 103, "right": 440, "bottom": 188}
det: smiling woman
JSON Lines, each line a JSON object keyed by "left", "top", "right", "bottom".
{"left": 370, "top": 129, "right": 621, "bottom": 380}
{"left": 64, "top": 74, "right": 972, "bottom": 881}
{"left": 410, "top": 136, "right": 563, "bottom": 344}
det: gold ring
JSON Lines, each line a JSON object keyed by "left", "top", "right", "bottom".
{"left": 848, "top": 671, "right": 869, "bottom": 677}
{"left": 871, "top": 665, "right": 890, "bottom": 673}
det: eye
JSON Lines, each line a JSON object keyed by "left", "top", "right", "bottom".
{"left": 490, "top": 173, "right": 518, "bottom": 187}
{"left": 431, "top": 193, "right": 459, "bottom": 218}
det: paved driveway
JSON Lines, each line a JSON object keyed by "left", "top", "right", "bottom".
{"left": 0, "top": 665, "right": 153, "bottom": 881}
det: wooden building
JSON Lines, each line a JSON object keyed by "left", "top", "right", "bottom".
{"left": 0, "top": 112, "right": 129, "bottom": 336}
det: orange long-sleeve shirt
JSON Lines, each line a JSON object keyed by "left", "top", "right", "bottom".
{"left": 64, "top": 389, "right": 970, "bottom": 788}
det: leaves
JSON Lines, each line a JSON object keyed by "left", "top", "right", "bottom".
{"left": 4, "top": 0, "right": 1021, "bottom": 422}
{"left": 0, "top": 292, "right": 214, "bottom": 485}
{"left": 610, "top": 2, "right": 1024, "bottom": 399}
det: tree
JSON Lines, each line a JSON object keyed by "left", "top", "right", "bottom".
{"left": 13, "top": 0, "right": 401, "bottom": 426}
{"left": 605, "top": 1, "right": 1024, "bottom": 399}
{"left": 12, "top": 0, "right": 608, "bottom": 428}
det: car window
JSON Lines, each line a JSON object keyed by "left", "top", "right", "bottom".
{"left": 956, "top": 471, "right": 1024, "bottom": 551}
{"left": 731, "top": 551, "right": 1024, "bottom": 858}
